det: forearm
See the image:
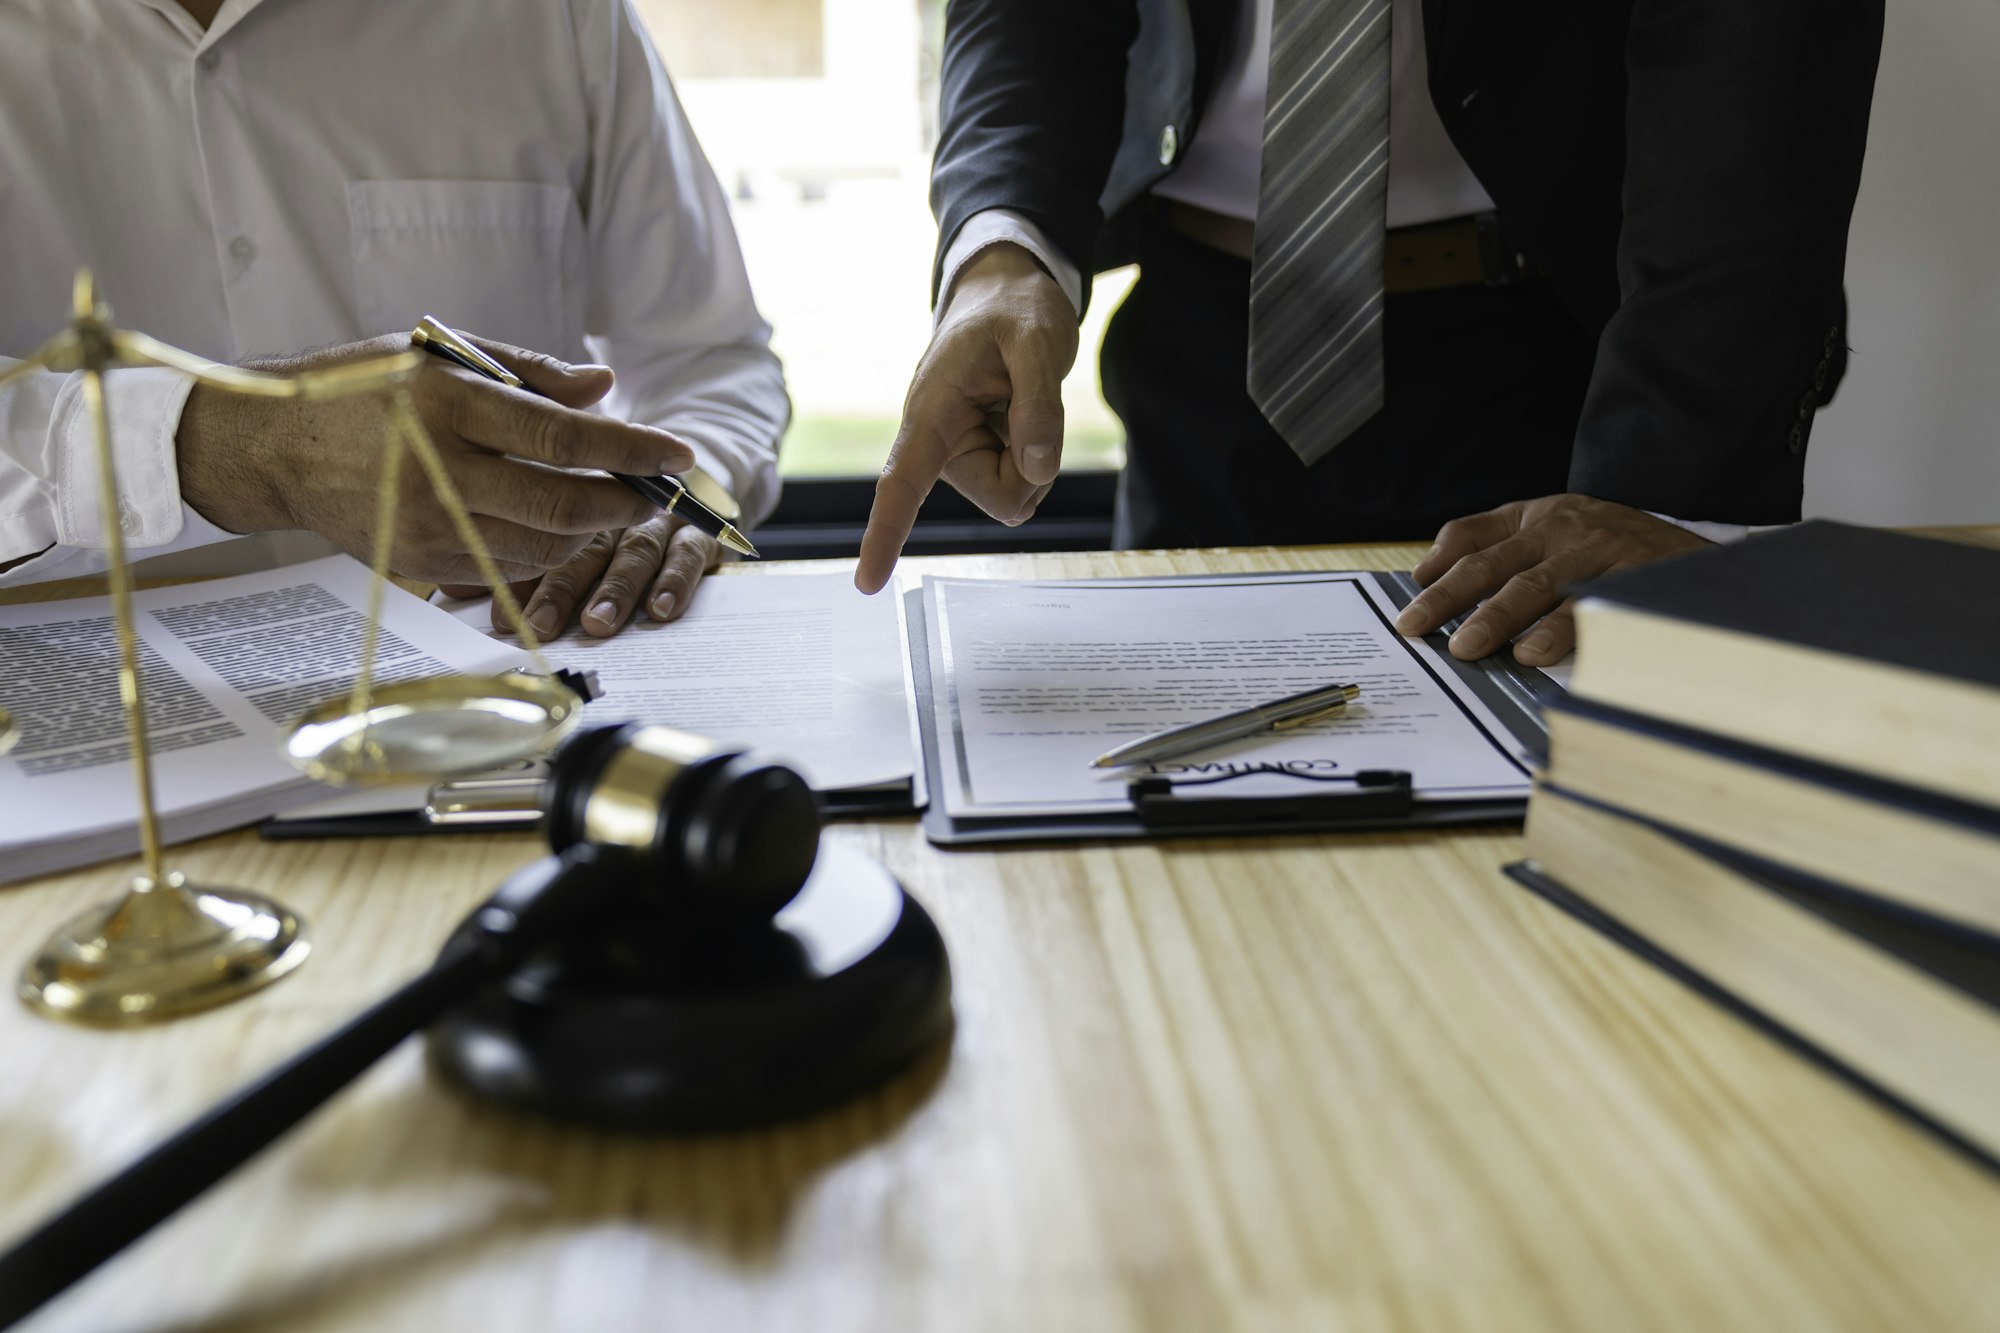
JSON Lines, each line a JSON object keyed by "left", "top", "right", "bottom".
{"left": 1569, "top": 0, "right": 1884, "bottom": 522}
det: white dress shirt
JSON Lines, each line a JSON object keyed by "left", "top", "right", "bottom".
{"left": 0, "top": 0, "right": 786, "bottom": 587}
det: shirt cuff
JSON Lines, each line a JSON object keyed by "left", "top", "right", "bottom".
{"left": 937, "top": 209, "right": 1086, "bottom": 323}
{"left": 1648, "top": 513, "right": 1761, "bottom": 544}
{"left": 50, "top": 367, "right": 199, "bottom": 551}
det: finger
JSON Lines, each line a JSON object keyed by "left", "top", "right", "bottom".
{"left": 645, "top": 524, "right": 717, "bottom": 624}
{"left": 434, "top": 580, "right": 532, "bottom": 617}
{"left": 856, "top": 383, "right": 985, "bottom": 594}
{"left": 461, "top": 335, "right": 616, "bottom": 411}
{"left": 463, "top": 516, "right": 594, "bottom": 577}
{"left": 940, "top": 424, "right": 1043, "bottom": 525}
{"left": 1002, "top": 335, "right": 1067, "bottom": 486}
{"left": 410, "top": 538, "right": 557, "bottom": 589}
{"left": 578, "top": 518, "right": 673, "bottom": 636}
{"left": 1411, "top": 506, "right": 1522, "bottom": 587}
{"left": 454, "top": 454, "right": 658, "bottom": 534}
{"left": 518, "top": 532, "right": 617, "bottom": 640}
{"left": 1010, "top": 481, "right": 1054, "bottom": 526}
{"left": 1446, "top": 551, "right": 1591, "bottom": 660}
{"left": 1511, "top": 599, "right": 1578, "bottom": 667}
{"left": 1396, "top": 531, "right": 1546, "bottom": 644}
{"left": 434, "top": 372, "right": 695, "bottom": 477}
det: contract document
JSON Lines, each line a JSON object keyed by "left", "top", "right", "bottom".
{"left": 0, "top": 556, "right": 529, "bottom": 884}
{"left": 437, "top": 572, "right": 910, "bottom": 793}
{"left": 920, "top": 572, "right": 1542, "bottom": 824}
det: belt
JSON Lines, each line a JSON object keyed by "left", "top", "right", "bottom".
{"left": 1162, "top": 200, "right": 1539, "bottom": 294}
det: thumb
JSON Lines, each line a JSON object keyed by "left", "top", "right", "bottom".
{"left": 468, "top": 335, "right": 615, "bottom": 410}
{"left": 1002, "top": 340, "right": 1066, "bottom": 487}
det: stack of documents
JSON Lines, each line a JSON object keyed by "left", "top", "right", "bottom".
{"left": 271, "top": 571, "right": 924, "bottom": 834}
{"left": 1, "top": 554, "right": 1569, "bottom": 879}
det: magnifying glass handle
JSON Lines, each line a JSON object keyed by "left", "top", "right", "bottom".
{"left": 0, "top": 847, "right": 620, "bottom": 1330}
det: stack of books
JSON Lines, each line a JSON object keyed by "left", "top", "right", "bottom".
{"left": 1512, "top": 521, "right": 2000, "bottom": 1163}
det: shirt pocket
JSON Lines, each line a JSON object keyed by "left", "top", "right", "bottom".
{"left": 346, "top": 179, "right": 583, "bottom": 354}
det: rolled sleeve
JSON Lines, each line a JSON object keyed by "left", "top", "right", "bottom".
{"left": 1, "top": 363, "right": 240, "bottom": 586}
{"left": 50, "top": 367, "right": 198, "bottom": 550}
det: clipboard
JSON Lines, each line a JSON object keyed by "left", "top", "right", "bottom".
{"left": 904, "top": 572, "right": 1560, "bottom": 847}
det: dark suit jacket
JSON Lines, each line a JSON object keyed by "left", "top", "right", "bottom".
{"left": 929, "top": 0, "right": 1884, "bottom": 524}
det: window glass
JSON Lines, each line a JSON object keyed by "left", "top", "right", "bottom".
{"left": 636, "top": 0, "right": 1132, "bottom": 478}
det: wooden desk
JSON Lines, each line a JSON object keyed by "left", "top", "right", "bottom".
{"left": 2, "top": 543, "right": 1996, "bottom": 1333}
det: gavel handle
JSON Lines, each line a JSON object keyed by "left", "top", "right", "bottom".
{"left": 0, "top": 848, "right": 614, "bottom": 1331}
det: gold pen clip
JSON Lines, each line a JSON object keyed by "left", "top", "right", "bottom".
{"left": 1270, "top": 699, "right": 1351, "bottom": 731}
{"left": 1267, "top": 682, "right": 1361, "bottom": 731}
{"left": 414, "top": 315, "right": 523, "bottom": 387}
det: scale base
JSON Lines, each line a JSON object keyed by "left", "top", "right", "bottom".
{"left": 19, "top": 872, "right": 311, "bottom": 1026}
{"left": 429, "top": 843, "right": 953, "bottom": 1133}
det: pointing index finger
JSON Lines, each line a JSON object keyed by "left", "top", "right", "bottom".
{"left": 855, "top": 391, "right": 974, "bottom": 594}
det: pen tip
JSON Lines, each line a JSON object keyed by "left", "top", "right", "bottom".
{"left": 718, "top": 526, "right": 759, "bottom": 559}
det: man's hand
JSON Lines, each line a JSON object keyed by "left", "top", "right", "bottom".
{"left": 1395, "top": 494, "right": 1710, "bottom": 665}
{"left": 854, "top": 244, "right": 1078, "bottom": 593}
{"left": 444, "top": 515, "right": 720, "bottom": 640}
{"left": 176, "top": 334, "right": 694, "bottom": 586}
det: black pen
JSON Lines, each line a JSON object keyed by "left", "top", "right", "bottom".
{"left": 410, "top": 315, "right": 759, "bottom": 558}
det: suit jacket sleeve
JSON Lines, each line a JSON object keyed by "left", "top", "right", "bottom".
{"left": 1567, "top": 0, "right": 1884, "bottom": 523}
{"left": 929, "top": 0, "right": 1141, "bottom": 308}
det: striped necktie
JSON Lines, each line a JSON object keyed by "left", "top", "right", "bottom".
{"left": 1247, "top": 0, "right": 1392, "bottom": 466}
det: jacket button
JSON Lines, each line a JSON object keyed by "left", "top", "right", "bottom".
{"left": 1813, "top": 362, "right": 1828, "bottom": 390}
{"left": 1798, "top": 390, "right": 1818, "bottom": 417}
{"left": 1787, "top": 424, "right": 1807, "bottom": 456}
{"left": 1158, "top": 125, "right": 1179, "bottom": 166}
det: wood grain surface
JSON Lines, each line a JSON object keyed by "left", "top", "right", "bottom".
{"left": 2, "top": 542, "right": 1997, "bottom": 1333}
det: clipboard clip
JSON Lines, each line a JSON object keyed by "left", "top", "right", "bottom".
{"left": 1128, "top": 768, "right": 1414, "bottom": 828}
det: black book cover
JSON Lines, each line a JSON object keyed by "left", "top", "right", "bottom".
{"left": 1572, "top": 520, "right": 2000, "bottom": 690}
{"left": 1504, "top": 853, "right": 2000, "bottom": 1175}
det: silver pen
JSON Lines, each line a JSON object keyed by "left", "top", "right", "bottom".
{"left": 1090, "top": 682, "right": 1362, "bottom": 769}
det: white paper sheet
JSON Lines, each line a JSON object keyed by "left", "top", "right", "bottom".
{"left": 0, "top": 556, "right": 530, "bottom": 882}
{"left": 923, "top": 572, "right": 1535, "bottom": 819}
{"left": 447, "top": 572, "right": 913, "bottom": 793}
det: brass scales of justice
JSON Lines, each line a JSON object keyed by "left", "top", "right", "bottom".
{"left": 0, "top": 271, "right": 600, "bottom": 1025}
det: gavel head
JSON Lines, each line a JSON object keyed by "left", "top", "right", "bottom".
{"left": 541, "top": 724, "right": 822, "bottom": 923}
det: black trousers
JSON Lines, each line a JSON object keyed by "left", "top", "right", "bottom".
{"left": 1100, "top": 216, "right": 1598, "bottom": 549}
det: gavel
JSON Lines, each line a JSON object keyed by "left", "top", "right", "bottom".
{"left": 0, "top": 724, "right": 952, "bottom": 1328}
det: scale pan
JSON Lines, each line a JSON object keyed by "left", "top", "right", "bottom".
{"left": 283, "top": 673, "right": 582, "bottom": 785}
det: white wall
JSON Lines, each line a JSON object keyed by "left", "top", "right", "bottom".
{"left": 1807, "top": 0, "right": 2000, "bottom": 525}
